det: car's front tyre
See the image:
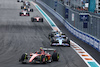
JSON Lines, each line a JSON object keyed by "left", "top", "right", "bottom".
{"left": 40, "top": 55, "right": 47, "bottom": 64}
{"left": 31, "top": 18, "right": 34, "bottom": 22}
{"left": 19, "top": 54, "right": 27, "bottom": 64}
{"left": 52, "top": 52, "right": 59, "bottom": 61}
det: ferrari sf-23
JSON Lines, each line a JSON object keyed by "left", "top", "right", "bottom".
{"left": 19, "top": 47, "right": 59, "bottom": 64}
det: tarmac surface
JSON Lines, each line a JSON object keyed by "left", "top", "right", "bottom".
{"left": 0, "top": 0, "right": 99, "bottom": 67}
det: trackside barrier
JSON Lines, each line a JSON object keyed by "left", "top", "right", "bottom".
{"left": 37, "top": 0, "right": 100, "bottom": 52}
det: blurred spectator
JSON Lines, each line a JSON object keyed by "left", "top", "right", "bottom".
{"left": 58, "top": 0, "right": 64, "bottom": 4}
{"left": 65, "top": 0, "right": 70, "bottom": 6}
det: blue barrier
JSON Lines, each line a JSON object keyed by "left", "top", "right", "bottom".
{"left": 99, "top": 42, "right": 100, "bottom": 52}
{"left": 79, "top": 31, "right": 82, "bottom": 40}
{"left": 37, "top": 0, "right": 100, "bottom": 52}
{"left": 93, "top": 38, "right": 99, "bottom": 50}
{"left": 85, "top": 34, "right": 90, "bottom": 44}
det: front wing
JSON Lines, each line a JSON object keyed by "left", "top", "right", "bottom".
{"left": 20, "top": 13, "right": 30, "bottom": 16}
{"left": 51, "top": 42, "right": 70, "bottom": 46}
{"left": 33, "top": 18, "right": 43, "bottom": 22}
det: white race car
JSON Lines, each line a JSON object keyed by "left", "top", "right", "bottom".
{"left": 19, "top": 10, "right": 30, "bottom": 16}
{"left": 50, "top": 36, "right": 70, "bottom": 47}
{"left": 23, "top": 1, "right": 30, "bottom": 6}
{"left": 24, "top": 8, "right": 33, "bottom": 12}
{"left": 48, "top": 30, "right": 70, "bottom": 47}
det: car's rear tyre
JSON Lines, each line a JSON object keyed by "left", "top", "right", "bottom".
{"left": 19, "top": 54, "right": 26, "bottom": 63}
{"left": 31, "top": 9, "right": 33, "bottom": 12}
{"left": 48, "top": 33, "right": 54, "bottom": 39}
{"left": 29, "top": 4, "right": 30, "bottom": 6}
{"left": 41, "top": 18, "right": 43, "bottom": 22}
{"left": 21, "top": 6, "right": 23, "bottom": 9}
{"left": 27, "top": 13, "right": 30, "bottom": 16}
{"left": 19, "top": 53, "right": 28, "bottom": 64}
{"left": 19, "top": 54, "right": 25, "bottom": 62}
{"left": 28, "top": 14, "right": 30, "bottom": 16}
{"left": 40, "top": 55, "right": 47, "bottom": 64}
{"left": 19, "top": 13, "right": 21, "bottom": 16}
{"left": 48, "top": 34, "right": 50, "bottom": 39}
{"left": 51, "top": 38, "right": 54, "bottom": 42}
{"left": 50, "top": 41, "right": 53, "bottom": 46}
{"left": 31, "top": 18, "right": 34, "bottom": 22}
{"left": 67, "top": 39, "right": 70, "bottom": 47}
{"left": 52, "top": 52, "right": 59, "bottom": 61}
{"left": 51, "top": 33, "right": 54, "bottom": 38}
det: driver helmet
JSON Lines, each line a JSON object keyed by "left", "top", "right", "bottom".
{"left": 25, "top": 53, "right": 28, "bottom": 56}
{"left": 40, "top": 47, "right": 43, "bottom": 51}
{"left": 60, "top": 32, "right": 62, "bottom": 34}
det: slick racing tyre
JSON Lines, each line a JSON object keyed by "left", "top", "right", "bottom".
{"left": 40, "top": 18, "right": 43, "bottom": 22}
{"left": 31, "top": 18, "right": 34, "bottom": 22}
{"left": 21, "top": 6, "right": 24, "bottom": 9}
{"left": 19, "top": 13, "right": 22, "bottom": 16}
{"left": 52, "top": 52, "right": 59, "bottom": 61}
{"left": 50, "top": 41, "right": 53, "bottom": 46}
{"left": 40, "top": 55, "right": 47, "bottom": 64}
{"left": 50, "top": 38, "right": 54, "bottom": 46}
{"left": 50, "top": 33, "right": 54, "bottom": 38}
{"left": 30, "top": 9, "right": 33, "bottom": 12}
{"left": 48, "top": 33, "right": 54, "bottom": 39}
{"left": 28, "top": 13, "right": 30, "bottom": 16}
{"left": 67, "top": 39, "right": 70, "bottom": 47}
{"left": 26, "top": 13, "right": 30, "bottom": 16}
{"left": 19, "top": 53, "right": 27, "bottom": 64}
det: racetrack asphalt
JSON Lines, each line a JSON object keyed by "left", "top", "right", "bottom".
{"left": 0, "top": 0, "right": 96, "bottom": 67}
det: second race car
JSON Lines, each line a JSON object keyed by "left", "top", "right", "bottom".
{"left": 24, "top": 8, "right": 33, "bottom": 12}
{"left": 19, "top": 10, "right": 30, "bottom": 16}
{"left": 48, "top": 30, "right": 66, "bottom": 40}
{"left": 31, "top": 16, "right": 43, "bottom": 22}
{"left": 50, "top": 36, "right": 70, "bottom": 47}
{"left": 48, "top": 30, "right": 70, "bottom": 47}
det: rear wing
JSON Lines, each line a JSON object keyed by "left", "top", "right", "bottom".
{"left": 42, "top": 48, "right": 56, "bottom": 51}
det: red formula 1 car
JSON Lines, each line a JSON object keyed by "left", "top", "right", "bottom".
{"left": 31, "top": 16, "right": 43, "bottom": 22}
{"left": 19, "top": 47, "right": 59, "bottom": 64}
{"left": 19, "top": 10, "right": 30, "bottom": 16}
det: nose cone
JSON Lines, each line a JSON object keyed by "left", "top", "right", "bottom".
{"left": 59, "top": 40, "right": 62, "bottom": 45}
